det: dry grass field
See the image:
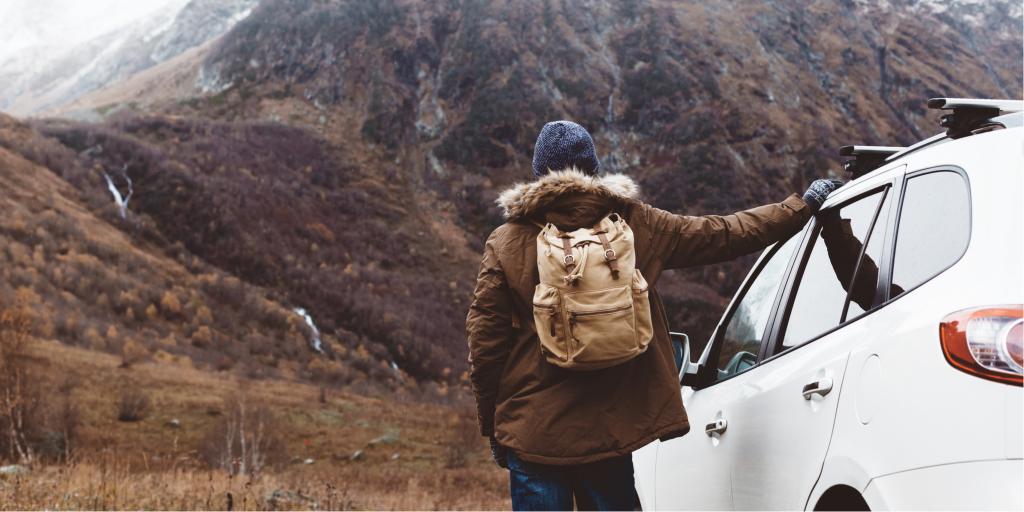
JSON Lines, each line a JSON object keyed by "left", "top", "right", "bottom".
{"left": 0, "top": 339, "right": 509, "bottom": 510}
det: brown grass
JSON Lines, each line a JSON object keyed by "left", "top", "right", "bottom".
{"left": 0, "top": 461, "right": 507, "bottom": 510}
{"left": 0, "top": 338, "right": 509, "bottom": 510}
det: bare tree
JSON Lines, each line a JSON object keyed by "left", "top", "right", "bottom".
{"left": 201, "top": 387, "right": 282, "bottom": 476}
{"left": 0, "top": 299, "right": 37, "bottom": 464}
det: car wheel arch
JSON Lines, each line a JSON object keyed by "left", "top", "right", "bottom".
{"left": 806, "top": 455, "right": 876, "bottom": 510}
{"left": 814, "top": 485, "right": 870, "bottom": 511}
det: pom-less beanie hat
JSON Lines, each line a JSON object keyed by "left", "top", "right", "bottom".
{"left": 531, "top": 120, "right": 600, "bottom": 177}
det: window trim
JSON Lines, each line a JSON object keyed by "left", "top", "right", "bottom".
{"left": 878, "top": 165, "right": 973, "bottom": 308}
{"left": 839, "top": 186, "right": 891, "bottom": 323}
{"left": 693, "top": 228, "right": 807, "bottom": 390}
{"left": 872, "top": 173, "right": 904, "bottom": 308}
{"left": 765, "top": 183, "right": 894, "bottom": 360}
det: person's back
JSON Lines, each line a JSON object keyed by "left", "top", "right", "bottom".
{"left": 466, "top": 120, "right": 839, "bottom": 511}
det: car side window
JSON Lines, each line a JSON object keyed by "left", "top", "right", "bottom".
{"left": 781, "top": 190, "right": 885, "bottom": 348}
{"left": 890, "top": 171, "right": 971, "bottom": 296}
{"left": 713, "top": 234, "right": 800, "bottom": 382}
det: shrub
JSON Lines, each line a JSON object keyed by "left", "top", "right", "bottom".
{"left": 120, "top": 338, "right": 150, "bottom": 368}
{"left": 191, "top": 326, "right": 213, "bottom": 348}
{"left": 116, "top": 387, "right": 151, "bottom": 422}
{"left": 159, "top": 291, "right": 182, "bottom": 318}
{"left": 105, "top": 325, "right": 120, "bottom": 349}
{"left": 83, "top": 326, "right": 104, "bottom": 350}
{"left": 195, "top": 305, "right": 213, "bottom": 326}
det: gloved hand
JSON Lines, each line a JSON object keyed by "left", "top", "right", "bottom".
{"left": 802, "top": 178, "right": 844, "bottom": 214}
{"left": 489, "top": 435, "right": 508, "bottom": 468}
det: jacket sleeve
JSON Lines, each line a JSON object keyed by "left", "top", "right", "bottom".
{"left": 465, "top": 229, "right": 514, "bottom": 437}
{"left": 644, "top": 193, "right": 811, "bottom": 270}
{"left": 820, "top": 214, "right": 874, "bottom": 311}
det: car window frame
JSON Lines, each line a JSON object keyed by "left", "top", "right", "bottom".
{"left": 693, "top": 226, "right": 810, "bottom": 390}
{"left": 879, "top": 166, "right": 973, "bottom": 307}
{"left": 764, "top": 182, "right": 895, "bottom": 360}
{"left": 839, "top": 185, "right": 896, "bottom": 322}
{"left": 759, "top": 165, "right": 972, "bottom": 363}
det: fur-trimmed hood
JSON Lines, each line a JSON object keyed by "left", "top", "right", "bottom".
{"left": 496, "top": 169, "right": 641, "bottom": 221}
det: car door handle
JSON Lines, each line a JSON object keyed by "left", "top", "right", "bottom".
{"left": 704, "top": 418, "right": 728, "bottom": 436}
{"left": 802, "top": 378, "right": 833, "bottom": 400}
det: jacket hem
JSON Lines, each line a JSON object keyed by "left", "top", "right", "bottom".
{"left": 508, "top": 421, "right": 690, "bottom": 466}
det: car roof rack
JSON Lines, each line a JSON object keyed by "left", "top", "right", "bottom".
{"left": 928, "top": 98, "right": 1024, "bottom": 139}
{"left": 839, "top": 145, "right": 906, "bottom": 179}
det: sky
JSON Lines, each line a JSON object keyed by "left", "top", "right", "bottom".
{"left": 0, "top": 0, "right": 182, "bottom": 67}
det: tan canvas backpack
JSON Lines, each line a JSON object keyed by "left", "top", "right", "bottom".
{"left": 533, "top": 212, "right": 654, "bottom": 370}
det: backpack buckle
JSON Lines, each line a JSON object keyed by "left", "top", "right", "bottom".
{"left": 563, "top": 254, "right": 575, "bottom": 266}
{"left": 604, "top": 249, "right": 617, "bottom": 261}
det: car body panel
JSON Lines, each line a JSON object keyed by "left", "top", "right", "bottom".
{"left": 633, "top": 438, "right": 658, "bottom": 510}
{"left": 863, "top": 459, "right": 1024, "bottom": 510}
{"left": 654, "top": 383, "right": 738, "bottom": 509}
{"left": 635, "top": 122, "right": 1023, "bottom": 510}
{"left": 727, "top": 338, "right": 851, "bottom": 510}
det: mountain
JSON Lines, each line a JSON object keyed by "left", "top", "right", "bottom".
{"left": 0, "top": 112, "right": 411, "bottom": 388}
{"left": 0, "top": 0, "right": 257, "bottom": 117}
{"left": 0, "top": 0, "right": 1020, "bottom": 385}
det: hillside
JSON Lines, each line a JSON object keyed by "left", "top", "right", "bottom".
{"left": 0, "top": 113, "right": 416, "bottom": 389}
{"left": 6, "top": 0, "right": 1015, "bottom": 382}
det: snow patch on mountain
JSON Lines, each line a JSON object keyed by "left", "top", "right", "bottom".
{"left": 0, "top": 0, "right": 256, "bottom": 116}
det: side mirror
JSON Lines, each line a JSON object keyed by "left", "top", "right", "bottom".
{"left": 670, "top": 332, "right": 701, "bottom": 387}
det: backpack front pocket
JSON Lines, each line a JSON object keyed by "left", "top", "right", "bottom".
{"left": 562, "top": 285, "right": 637, "bottom": 365}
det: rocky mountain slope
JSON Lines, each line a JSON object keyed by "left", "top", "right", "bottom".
{"left": 1, "top": 0, "right": 1020, "bottom": 385}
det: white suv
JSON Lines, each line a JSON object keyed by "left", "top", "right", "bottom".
{"left": 634, "top": 99, "right": 1024, "bottom": 511}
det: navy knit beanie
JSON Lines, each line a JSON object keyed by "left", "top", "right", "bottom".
{"left": 531, "top": 120, "right": 600, "bottom": 177}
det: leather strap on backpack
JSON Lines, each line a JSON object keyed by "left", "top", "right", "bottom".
{"left": 559, "top": 234, "right": 575, "bottom": 271}
{"left": 595, "top": 231, "right": 620, "bottom": 278}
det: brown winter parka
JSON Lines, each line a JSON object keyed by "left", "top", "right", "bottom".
{"left": 466, "top": 169, "right": 810, "bottom": 465}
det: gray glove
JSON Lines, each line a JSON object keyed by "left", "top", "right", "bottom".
{"left": 803, "top": 178, "right": 844, "bottom": 213}
{"left": 489, "top": 435, "right": 508, "bottom": 468}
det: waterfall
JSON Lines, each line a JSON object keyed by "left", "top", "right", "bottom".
{"left": 293, "top": 307, "right": 324, "bottom": 354}
{"left": 102, "top": 164, "right": 132, "bottom": 219}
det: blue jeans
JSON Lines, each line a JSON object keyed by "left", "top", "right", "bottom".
{"left": 507, "top": 451, "right": 638, "bottom": 511}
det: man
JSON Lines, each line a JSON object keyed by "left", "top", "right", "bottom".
{"left": 466, "top": 120, "right": 841, "bottom": 510}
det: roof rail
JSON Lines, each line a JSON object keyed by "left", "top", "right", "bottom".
{"left": 928, "top": 98, "right": 1024, "bottom": 139}
{"left": 839, "top": 145, "right": 906, "bottom": 179}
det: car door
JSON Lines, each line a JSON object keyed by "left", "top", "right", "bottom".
{"left": 726, "top": 181, "right": 898, "bottom": 509}
{"left": 654, "top": 232, "right": 804, "bottom": 510}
